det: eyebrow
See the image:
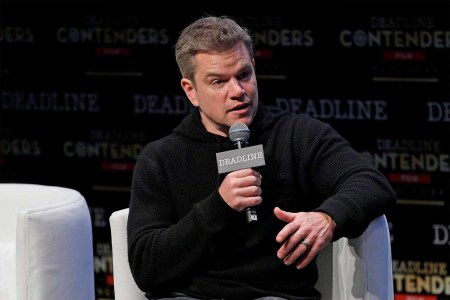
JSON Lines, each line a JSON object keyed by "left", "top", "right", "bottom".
{"left": 204, "top": 64, "right": 253, "bottom": 79}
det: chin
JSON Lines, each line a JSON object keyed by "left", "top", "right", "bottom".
{"left": 227, "top": 110, "right": 254, "bottom": 126}
{"left": 234, "top": 117, "right": 253, "bottom": 126}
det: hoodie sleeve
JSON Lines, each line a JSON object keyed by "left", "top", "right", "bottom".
{"left": 126, "top": 142, "right": 240, "bottom": 294}
{"left": 299, "top": 117, "right": 397, "bottom": 240}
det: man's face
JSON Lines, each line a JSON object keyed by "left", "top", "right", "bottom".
{"left": 181, "top": 42, "right": 259, "bottom": 137}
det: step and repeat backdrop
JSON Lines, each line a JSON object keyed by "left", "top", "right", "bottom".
{"left": 1, "top": 2, "right": 449, "bottom": 299}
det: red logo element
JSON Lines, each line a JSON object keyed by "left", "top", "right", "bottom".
{"left": 254, "top": 49, "right": 273, "bottom": 59}
{"left": 383, "top": 51, "right": 425, "bottom": 61}
{"left": 101, "top": 161, "right": 135, "bottom": 172}
{"left": 395, "top": 293, "right": 437, "bottom": 300}
{"left": 95, "top": 47, "right": 132, "bottom": 56}
{"left": 389, "top": 173, "right": 431, "bottom": 184}
{"left": 105, "top": 274, "right": 114, "bottom": 287}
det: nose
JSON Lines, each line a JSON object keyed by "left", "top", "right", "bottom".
{"left": 229, "top": 78, "right": 245, "bottom": 99}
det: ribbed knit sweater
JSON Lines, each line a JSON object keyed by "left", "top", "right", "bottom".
{"left": 127, "top": 104, "right": 396, "bottom": 299}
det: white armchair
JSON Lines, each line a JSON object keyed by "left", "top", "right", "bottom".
{"left": 315, "top": 215, "right": 394, "bottom": 300}
{"left": 110, "top": 208, "right": 147, "bottom": 300}
{"left": 110, "top": 208, "right": 393, "bottom": 300}
{"left": 0, "top": 183, "right": 95, "bottom": 300}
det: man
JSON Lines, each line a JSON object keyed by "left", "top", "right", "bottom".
{"left": 127, "top": 15, "right": 396, "bottom": 299}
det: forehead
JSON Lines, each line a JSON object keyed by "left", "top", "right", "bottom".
{"left": 195, "top": 43, "right": 252, "bottom": 74}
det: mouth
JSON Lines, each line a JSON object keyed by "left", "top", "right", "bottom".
{"left": 230, "top": 102, "right": 251, "bottom": 112}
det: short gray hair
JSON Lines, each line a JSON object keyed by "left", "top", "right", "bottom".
{"left": 175, "top": 16, "right": 253, "bottom": 82}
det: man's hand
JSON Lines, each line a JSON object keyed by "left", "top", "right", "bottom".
{"left": 274, "top": 207, "right": 336, "bottom": 269}
{"left": 219, "top": 168, "right": 262, "bottom": 212}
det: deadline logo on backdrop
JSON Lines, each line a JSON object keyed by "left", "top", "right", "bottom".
{"left": 339, "top": 16, "right": 448, "bottom": 85}
{"left": 134, "top": 93, "right": 195, "bottom": 115}
{"left": 0, "top": 26, "right": 34, "bottom": 43}
{"left": 56, "top": 14, "right": 169, "bottom": 45}
{"left": 340, "top": 17, "right": 450, "bottom": 49}
{"left": 0, "top": 91, "right": 100, "bottom": 112}
{"left": 275, "top": 96, "right": 388, "bottom": 121}
{"left": 363, "top": 137, "right": 449, "bottom": 208}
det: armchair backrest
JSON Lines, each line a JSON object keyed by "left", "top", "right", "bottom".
{"left": 315, "top": 215, "right": 394, "bottom": 300}
{"left": 110, "top": 208, "right": 147, "bottom": 300}
{"left": 110, "top": 209, "right": 393, "bottom": 300}
{"left": 0, "top": 183, "right": 96, "bottom": 300}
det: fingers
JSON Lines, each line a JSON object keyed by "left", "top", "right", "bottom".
{"left": 276, "top": 228, "right": 307, "bottom": 261}
{"left": 229, "top": 169, "right": 261, "bottom": 195}
{"left": 295, "top": 246, "right": 317, "bottom": 269}
{"left": 280, "top": 238, "right": 313, "bottom": 268}
{"left": 235, "top": 174, "right": 261, "bottom": 190}
{"left": 239, "top": 185, "right": 262, "bottom": 197}
{"left": 219, "top": 169, "right": 262, "bottom": 211}
{"left": 278, "top": 235, "right": 316, "bottom": 269}
{"left": 234, "top": 168, "right": 261, "bottom": 178}
{"left": 274, "top": 207, "right": 297, "bottom": 242}
{"left": 275, "top": 211, "right": 335, "bottom": 269}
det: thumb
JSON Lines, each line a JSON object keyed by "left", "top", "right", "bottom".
{"left": 274, "top": 207, "right": 295, "bottom": 223}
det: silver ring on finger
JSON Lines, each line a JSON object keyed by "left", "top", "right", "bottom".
{"left": 300, "top": 240, "right": 311, "bottom": 252}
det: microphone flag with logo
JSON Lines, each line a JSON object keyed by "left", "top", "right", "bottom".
{"left": 216, "top": 122, "right": 265, "bottom": 223}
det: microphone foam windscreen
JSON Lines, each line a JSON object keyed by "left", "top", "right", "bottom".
{"left": 228, "top": 122, "right": 250, "bottom": 143}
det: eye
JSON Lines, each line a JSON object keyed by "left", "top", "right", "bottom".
{"left": 237, "top": 71, "right": 251, "bottom": 80}
{"left": 212, "top": 79, "right": 224, "bottom": 86}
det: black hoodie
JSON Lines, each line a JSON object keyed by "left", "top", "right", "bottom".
{"left": 127, "top": 103, "right": 396, "bottom": 299}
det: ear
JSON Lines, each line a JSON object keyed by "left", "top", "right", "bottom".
{"left": 181, "top": 78, "right": 198, "bottom": 107}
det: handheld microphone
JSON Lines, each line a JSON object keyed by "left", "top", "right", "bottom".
{"left": 229, "top": 122, "right": 250, "bottom": 149}
{"left": 228, "top": 122, "right": 258, "bottom": 223}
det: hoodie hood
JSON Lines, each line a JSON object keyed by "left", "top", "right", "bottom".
{"left": 172, "top": 103, "right": 288, "bottom": 144}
